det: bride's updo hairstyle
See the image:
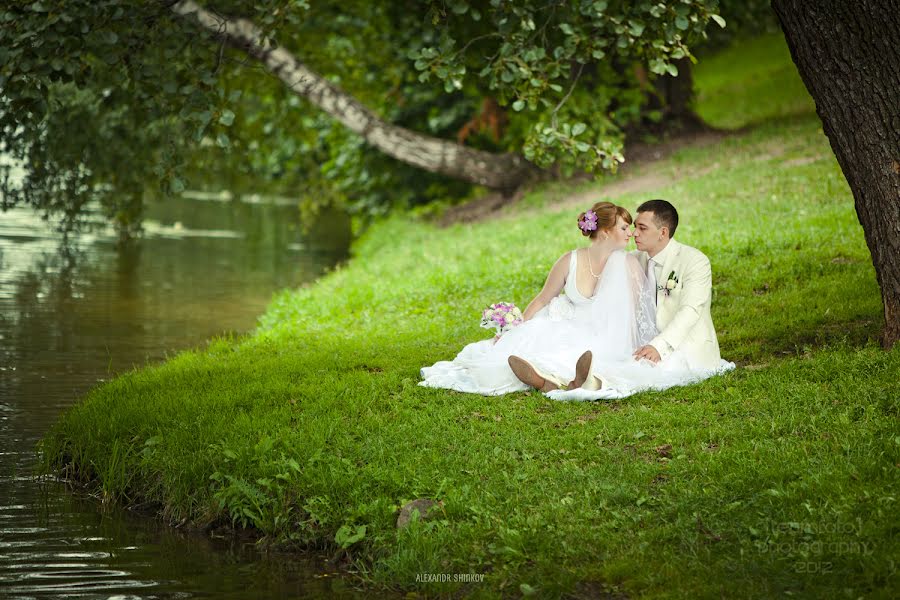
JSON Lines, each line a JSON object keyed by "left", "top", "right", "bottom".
{"left": 577, "top": 201, "right": 632, "bottom": 239}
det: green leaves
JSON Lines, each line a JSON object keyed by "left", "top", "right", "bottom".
{"left": 218, "top": 109, "right": 235, "bottom": 126}
{"left": 169, "top": 176, "right": 185, "bottom": 194}
{"left": 335, "top": 523, "right": 367, "bottom": 548}
{"left": 100, "top": 30, "right": 118, "bottom": 45}
{"left": 649, "top": 57, "right": 680, "bottom": 76}
{"left": 523, "top": 118, "right": 625, "bottom": 175}
{"left": 408, "top": 0, "right": 723, "bottom": 175}
{"left": 629, "top": 20, "right": 646, "bottom": 37}
{"left": 449, "top": 0, "right": 469, "bottom": 15}
{"left": 1, "top": 0, "right": 739, "bottom": 235}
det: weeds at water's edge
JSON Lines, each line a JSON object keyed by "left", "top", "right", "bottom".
{"left": 39, "top": 445, "right": 381, "bottom": 589}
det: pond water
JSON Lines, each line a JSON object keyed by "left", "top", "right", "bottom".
{"left": 0, "top": 194, "right": 388, "bottom": 598}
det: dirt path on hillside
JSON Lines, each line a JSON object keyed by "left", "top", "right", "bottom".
{"left": 436, "top": 129, "right": 736, "bottom": 226}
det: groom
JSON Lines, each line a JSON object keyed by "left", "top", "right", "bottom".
{"left": 509, "top": 199, "right": 722, "bottom": 392}
{"left": 628, "top": 199, "right": 722, "bottom": 368}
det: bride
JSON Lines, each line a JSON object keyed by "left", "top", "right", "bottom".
{"left": 419, "top": 201, "right": 664, "bottom": 398}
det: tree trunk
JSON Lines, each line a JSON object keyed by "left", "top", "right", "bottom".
{"left": 772, "top": 0, "right": 900, "bottom": 348}
{"left": 654, "top": 58, "right": 707, "bottom": 131}
{"left": 631, "top": 59, "right": 708, "bottom": 138}
{"left": 165, "top": 1, "right": 536, "bottom": 192}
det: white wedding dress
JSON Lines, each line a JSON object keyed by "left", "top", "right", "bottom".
{"left": 419, "top": 249, "right": 735, "bottom": 400}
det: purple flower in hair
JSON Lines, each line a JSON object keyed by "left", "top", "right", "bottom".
{"left": 578, "top": 210, "right": 599, "bottom": 233}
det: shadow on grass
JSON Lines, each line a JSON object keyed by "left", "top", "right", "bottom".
{"left": 723, "top": 316, "right": 881, "bottom": 366}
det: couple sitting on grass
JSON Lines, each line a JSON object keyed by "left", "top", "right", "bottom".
{"left": 420, "top": 199, "right": 734, "bottom": 400}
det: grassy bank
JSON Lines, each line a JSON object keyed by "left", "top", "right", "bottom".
{"left": 42, "top": 35, "right": 898, "bottom": 598}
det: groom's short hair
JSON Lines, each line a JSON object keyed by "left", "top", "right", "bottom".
{"left": 637, "top": 199, "right": 678, "bottom": 237}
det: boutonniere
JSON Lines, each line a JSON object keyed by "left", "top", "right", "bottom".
{"left": 657, "top": 271, "right": 679, "bottom": 296}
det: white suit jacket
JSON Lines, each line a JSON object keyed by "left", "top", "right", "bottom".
{"left": 632, "top": 239, "right": 722, "bottom": 369}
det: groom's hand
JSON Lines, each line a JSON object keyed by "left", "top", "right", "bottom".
{"left": 633, "top": 345, "right": 661, "bottom": 363}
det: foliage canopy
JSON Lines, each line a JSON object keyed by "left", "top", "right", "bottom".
{"left": 1, "top": 0, "right": 731, "bottom": 237}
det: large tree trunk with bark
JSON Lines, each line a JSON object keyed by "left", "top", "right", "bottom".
{"left": 772, "top": 0, "right": 900, "bottom": 348}
{"left": 166, "top": 1, "right": 536, "bottom": 192}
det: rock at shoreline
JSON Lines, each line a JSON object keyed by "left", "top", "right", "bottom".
{"left": 396, "top": 498, "right": 444, "bottom": 529}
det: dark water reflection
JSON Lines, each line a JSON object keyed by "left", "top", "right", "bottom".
{"left": 0, "top": 195, "right": 386, "bottom": 598}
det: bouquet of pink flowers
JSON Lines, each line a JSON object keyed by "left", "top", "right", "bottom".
{"left": 480, "top": 302, "right": 524, "bottom": 336}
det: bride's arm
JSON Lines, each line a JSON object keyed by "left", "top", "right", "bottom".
{"left": 523, "top": 252, "right": 570, "bottom": 320}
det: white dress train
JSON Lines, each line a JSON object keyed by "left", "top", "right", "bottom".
{"left": 419, "top": 249, "right": 734, "bottom": 400}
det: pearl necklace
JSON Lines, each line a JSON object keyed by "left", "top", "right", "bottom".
{"left": 587, "top": 249, "right": 604, "bottom": 278}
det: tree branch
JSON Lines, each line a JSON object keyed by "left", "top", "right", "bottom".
{"left": 551, "top": 62, "right": 584, "bottom": 129}
{"left": 159, "top": 0, "right": 536, "bottom": 189}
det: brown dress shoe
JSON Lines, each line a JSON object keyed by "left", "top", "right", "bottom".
{"left": 508, "top": 355, "right": 558, "bottom": 392}
{"left": 571, "top": 350, "right": 593, "bottom": 389}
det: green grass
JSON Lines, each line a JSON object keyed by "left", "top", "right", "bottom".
{"left": 694, "top": 33, "right": 816, "bottom": 129}
{"left": 40, "top": 36, "right": 899, "bottom": 599}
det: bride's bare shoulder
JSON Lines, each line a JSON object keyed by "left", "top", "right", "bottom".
{"left": 545, "top": 250, "right": 574, "bottom": 276}
{"left": 555, "top": 249, "right": 577, "bottom": 265}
